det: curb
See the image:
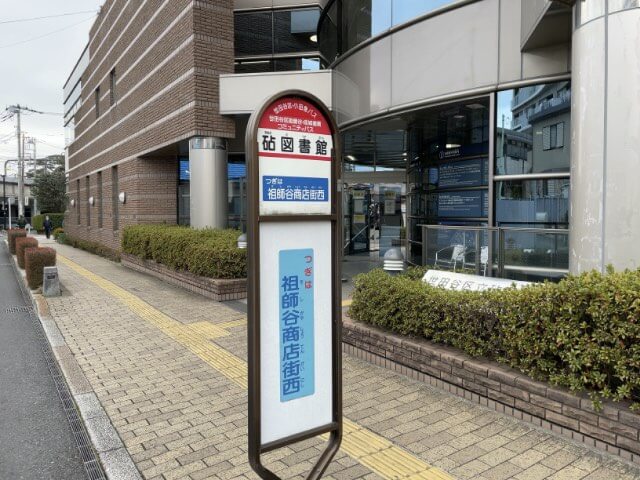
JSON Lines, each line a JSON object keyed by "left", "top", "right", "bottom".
{"left": 4, "top": 238, "right": 141, "bottom": 480}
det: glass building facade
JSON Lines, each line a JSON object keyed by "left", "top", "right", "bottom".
{"left": 337, "top": 80, "right": 572, "bottom": 281}
{"left": 235, "top": 7, "right": 322, "bottom": 73}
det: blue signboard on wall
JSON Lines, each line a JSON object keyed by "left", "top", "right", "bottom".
{"left": 439, "top": 158, "right": 487, "bottom": 188}
{"left": 279, "top": 248, "right": 315, "bottom": 402}
{"left": 438, "top": 190, "right": 488, "bottom": 218}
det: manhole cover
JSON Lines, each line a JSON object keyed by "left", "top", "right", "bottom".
{"left": 5, "top": 305, "right": 33, "bottom": 314}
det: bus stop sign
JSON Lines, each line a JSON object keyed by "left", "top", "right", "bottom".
{"left": 246, "top": 91, "right": 342, "bottom": 479}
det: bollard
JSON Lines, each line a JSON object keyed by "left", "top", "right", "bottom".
{"left": 43, "top": 266, "right": 61, "bottom": 297}
{"left": 383, "top": 248, "right": 404, "bottom": 274}
{"left": 237, "top": 233, "right": 247, "bottom": 249}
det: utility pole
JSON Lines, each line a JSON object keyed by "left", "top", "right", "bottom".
{"left": 17, "top": 107, "right": 24, "bottom": 218}
{"left": 5, "top": 104, "right": 63, "bottom": 220}
{"left": 8, "top": 105, "right": 25, "bottom": 218}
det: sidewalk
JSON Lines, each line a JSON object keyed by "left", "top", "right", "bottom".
{"left": 36, "top": 236, "right": 640, "bottom": 480}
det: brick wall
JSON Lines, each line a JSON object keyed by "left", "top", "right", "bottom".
{"left": 343, "top": 317, "right": 640, "bottom": 465}
{"left": 65, "top": 157, "right": 178, "bottom": 249}
{"left": 65, "top": 0, "right": 235, "bottom": 249}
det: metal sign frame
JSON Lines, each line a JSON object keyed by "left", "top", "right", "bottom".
{"left": 246, "top": 90, "right": 343, "bottom": 480}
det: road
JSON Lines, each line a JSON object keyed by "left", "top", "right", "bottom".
{"left": 0, "top": 239, "right": 86, "bottom": 480}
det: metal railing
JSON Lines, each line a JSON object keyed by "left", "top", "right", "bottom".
{"left": 420, "top": 224, "right": 569, "bottom": 280}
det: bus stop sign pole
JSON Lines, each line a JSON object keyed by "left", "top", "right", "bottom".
{"left": 246, "top": 90, "right": 343, "bottom": 479}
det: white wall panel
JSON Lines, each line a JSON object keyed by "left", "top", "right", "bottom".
{"left": 569, "top": 19, "right": 606, "bottom": 273}
{"left": 603, "top": 9, "right": 640, "bottom": 269}
{"left": 390, "top": 0, "right": 499, "bottom": 108}
{"left": 220, "top": 71, "right": 333, "bottom": 115}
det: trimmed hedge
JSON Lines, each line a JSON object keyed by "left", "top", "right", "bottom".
{"left": 7, "top": 229, "right": 26, "bottom": 254}
{"left": 59, "top": 234, "right": 121, "bottom": 262}
{"left": 15, "top": 236, "right": 38, "bottom": 269}
{"left": 53, "top": 227, "right": 64, "bottom": 240}
{"left": 24, "top": 247, "right": 56, "bottom": 289}
{"left": 122, "top": 225, "right": 246, "bottom": 279}
{"left": 349, "top": 267, "right": 640, "bottom": 410}
{"left": 31, "top": 213, "right": 64, "bottom": 232}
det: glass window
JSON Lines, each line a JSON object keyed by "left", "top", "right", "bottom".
{"left": 609, "top": 0, "right": 639, "bottom": 12}
{"left": 111, "top": 166, "right": 119, "bottom": 231}
{"left": 95, "top": 87, "right": 100, "bottom": 118}
{"left": 109, "top": 69, "right": 116, "bottom": 106}
{"left": 319, "top": 0, "right": 459, "bottom": 61}
{"left": 235, "top": 57, "right": 321, "bottom": 74}
{"left": 274, "top": 9, "right": 320, "bottom": 53}
{"left": 495, "top": 179, "right": 570, "bottom": 228}
{"left": 319, "top": 1, "right": 339, "bottom": 62}
{"left": 235, "top": 59, "right": 274, "bottom": 74}
{"left": 578, "top": 0, "right": 606, "bottom": 24}
{"left": 496, "top": 82, "right": 571, "bottom": 175}
{"left": 342, "top": 0, "right": 391, "bottom": 53}
{"left": 275, "top": 57, "right": 321, "bottom": 71}
{"left": 234, "top": 11, "right": 273, "bottom": 56}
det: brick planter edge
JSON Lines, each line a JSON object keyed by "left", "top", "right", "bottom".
{"left": 121, "top": 253, "right": 246, "bottom": 301}
{"left": 342, "top": 317, "right": 640, "bottom": 465}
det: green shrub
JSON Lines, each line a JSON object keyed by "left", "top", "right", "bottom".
{"left": 24, "top": 247, "right": 56, "bottom": 289}
{"left": 7, "top": 229, "right": 26, "bottom": 254}
{"left": 31, "top": 213, "right": 64, "bottom": 233}
{"left": 122, "top": 225, "right": 246, "bottom": 279}
{"left": 59, "top": 234, "right": 121, "bottom": 262}
{"left": 349, "top": 268, "right": 640, "bottom": 409}
{"left": 53, "top": 227, "right": 64, "bottom": 240}
{"left": 15, "top": 236, "right": 38, "bottom": 269}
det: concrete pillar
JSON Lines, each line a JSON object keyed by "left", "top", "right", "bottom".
{"left": 189, "top": 137, "right": 228, "bottom": 229}
{"left": 569, "top": 6, "right": 640, "bottom": 273}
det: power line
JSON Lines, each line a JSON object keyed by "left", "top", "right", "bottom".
{"left": 0, "top": 10, "right": 99, "bottom": 25}
{"left": 0, "top": 15, "right": 97, "bottom": 50}
{"left": 21, "top": 107, "right": 63, "bottom": 116}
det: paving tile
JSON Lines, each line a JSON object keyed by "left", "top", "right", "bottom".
{"left": 43, "top": 244, "right": 640, "bottom": 480}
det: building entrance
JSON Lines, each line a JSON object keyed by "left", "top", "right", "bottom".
{"left": 342, "top": 175, "right": 406, "bottom": 261}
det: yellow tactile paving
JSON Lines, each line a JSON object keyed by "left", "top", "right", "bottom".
{"left": 57, "top": 254, "right": 454, "bottom": 480}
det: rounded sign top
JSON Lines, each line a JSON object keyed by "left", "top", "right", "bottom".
{"left": 258, "top": 96, "right": 332, "bottom": 136}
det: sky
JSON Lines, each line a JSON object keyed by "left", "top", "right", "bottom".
{"left": 0, "top": 0, "right": 103, "bottom": 174}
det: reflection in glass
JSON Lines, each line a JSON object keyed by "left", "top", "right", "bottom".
{"left": 609, "top": 0, "right": 639, "bottom": 12}
{"left": 578, "top": 0, "right": 606, "bottom": 24}
{"left": 235, "top": 57, "right": 321, "bottom": 74}
{"left": 342, "top": 0, "right": 392, "bottom": 53}
{"left": 274, "top": 9, "right": 320, "bottom": 53}
{"left": 234, "top": 12, "right": 272, "bottom": 56}
{"left": 319, "top": 0, "right": 458, "bottom": 61}
{"left": 235, "top": 8, "right": 321, "bottom": 72}
{"left": 405, "top": 97, "right": 490, "bottom": 264}
{"left": 495, "top": 82, "right": 571, "bottom": 175}
{"left": 495, "top": 179, "right": 569, "bottom": 228}
{"left": 319, "top": 0, "right": 339, "bottom": 62}
{"left": 501, "top": 229, "right": 569, "bottom": 277}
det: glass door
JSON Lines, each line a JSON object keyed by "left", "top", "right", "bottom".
{"left": 347, "top": 188, "right": 370, "bottom": 255}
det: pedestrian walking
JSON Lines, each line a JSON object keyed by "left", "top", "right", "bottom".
{"left": 43, "top": 216, "right": 53, "bottom": 240}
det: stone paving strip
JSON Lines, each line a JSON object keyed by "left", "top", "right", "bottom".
{"left": 44, "top": 243, "right": 640, "bottom": 480}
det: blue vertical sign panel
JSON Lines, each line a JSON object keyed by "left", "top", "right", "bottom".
{"left": 279, "top": 248, "right": 315, "bottom": 402}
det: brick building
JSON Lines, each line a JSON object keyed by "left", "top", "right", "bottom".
{"left": 63, "top": 0, "right": 324, "bottom": 250}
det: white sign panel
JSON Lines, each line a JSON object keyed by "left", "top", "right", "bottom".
{"left": 259, "top": 221, "right": 333, "bottom": 444}
{"left": 257, "top": 97, "right": 333, "bottom": 216}
{"left": 422, "top": 270, "right": 530, "bottom": 291}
